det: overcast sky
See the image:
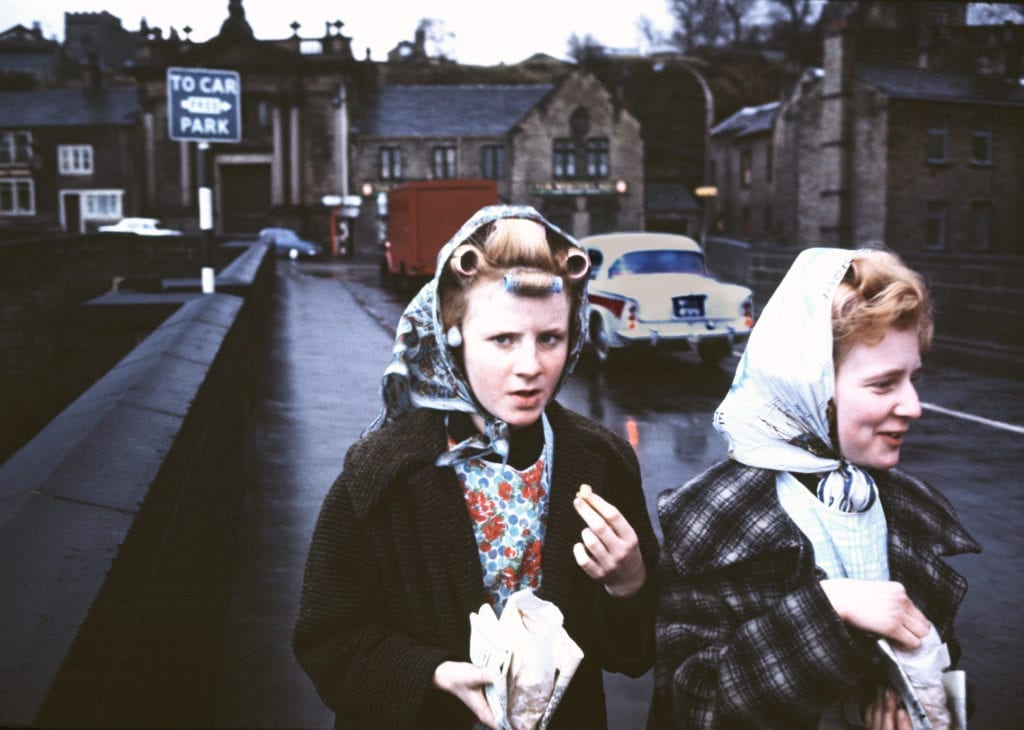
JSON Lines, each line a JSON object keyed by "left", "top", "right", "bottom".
{"left": 0, "top": 0, "right": 681, "bottom": 65}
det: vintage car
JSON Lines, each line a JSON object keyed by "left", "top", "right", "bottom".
{"left": 98, "top": 217, "right": 182, "bottom": 236}
{"left": 581, "top": 232, "right": 754, "bottom": 366}
{"left": 258, "top": 227, "right": 322, "bottom": 259}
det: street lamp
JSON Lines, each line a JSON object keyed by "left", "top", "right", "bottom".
{"left": 668, "top": 57, "right": 716, "bottom": 245}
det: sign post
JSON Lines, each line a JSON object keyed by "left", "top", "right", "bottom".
{"left": 167, "top": 67, "right": 242, "bottom": 293}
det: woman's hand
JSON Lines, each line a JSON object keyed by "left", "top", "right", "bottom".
{"left": 864, "top": 686, "right": 913, "bottom": 730}
{"left": 572, "top": 484, "right": 647, "bottom": 598}
{"left": 432, "top": 660, "right": 497, "bottom": 729}
{"left": 820, "top": 578, "right": 931, "bottom": 650}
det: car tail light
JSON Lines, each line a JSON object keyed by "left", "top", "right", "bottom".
{"left": 626, "top": 303, "right": 638, "bottom": 330}
{"left": 742, "top": 297, "right": 754, "bottom": 327}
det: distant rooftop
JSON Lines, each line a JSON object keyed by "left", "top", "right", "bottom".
{"left": 358, "top": 84, "right": 554, "bottom": 137}
{"left": 0, "top": 87, "right": 139, "bottom": 127}
{"left": 711, "top": 101, "right": 780, "bottom": 138}
{"left": 856, "top": 66, "right": 1024, "bottom": 107}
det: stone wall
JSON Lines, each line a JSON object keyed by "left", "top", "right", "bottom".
{"left": 705, "top": 237, "right": 1024, "bottom": 356}
{"left": 0, "top": 233, "right": 244, "bottom": 463}
{"left": 0, "top": 243, "right": 273, "bottom": 726}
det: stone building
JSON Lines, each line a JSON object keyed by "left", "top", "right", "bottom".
{"left": 353, "top": 70, "right": 644, "bottom": 238}
{"left": 772, "top": 3, "right": 1024, "bottom": 252}
{"left": 0, "top": 87, "right": 140, "bottom": 234}
{"left": 131, "top": 0, "right": 376, "bottom": 238}
{"left": 708, "top": 101, "right": 780, "bottom": 240}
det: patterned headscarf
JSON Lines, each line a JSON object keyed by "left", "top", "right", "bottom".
{"left": 365, "top": 205, "right": 589, "bottom": 467}
{"left": 714, "top": 247, "right": 878, "bottom": 513}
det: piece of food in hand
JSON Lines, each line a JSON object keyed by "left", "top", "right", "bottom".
{"left": 576, "top": 484, "right": 592, "bottom": 501}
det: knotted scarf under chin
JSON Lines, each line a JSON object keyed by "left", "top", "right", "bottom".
{"left": 434, "top": 419, "right": 511, "bottom": 468}
{"left": 816, "top": 463, "right": 877, "bottom": 513}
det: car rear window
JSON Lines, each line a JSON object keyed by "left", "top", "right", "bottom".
{"left": 608, "top": 250, "right": 705, "bottom": 277}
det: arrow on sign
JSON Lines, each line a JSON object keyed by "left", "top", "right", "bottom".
{"left": 180, "top": 96, "right": 233, "bottom": 115}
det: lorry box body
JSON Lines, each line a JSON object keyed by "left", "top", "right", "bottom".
{"left": 384, "top": 179, "right": 498, "bottom": 280}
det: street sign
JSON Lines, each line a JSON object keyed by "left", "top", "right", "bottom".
{"left": 167, "top": 67, "right": 242, "bottom": 143}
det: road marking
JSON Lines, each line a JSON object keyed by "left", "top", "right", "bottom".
{"left": 922, "top": 402, "right": 1024, "bottom": 435}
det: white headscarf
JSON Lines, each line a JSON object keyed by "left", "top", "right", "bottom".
{"left": 714, "top": 247, "right": 877, "bottom": 512}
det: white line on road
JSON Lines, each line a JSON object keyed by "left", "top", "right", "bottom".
{"left": 922, "top": 402, "right": 1024, "bottom": 435}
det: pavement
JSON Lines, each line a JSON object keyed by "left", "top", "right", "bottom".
{"left": 213, "top": 251, "right": 394, "bottom": 728}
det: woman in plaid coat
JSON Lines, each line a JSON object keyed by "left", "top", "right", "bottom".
{"left": 652, "top": 248, "right": 980, "bottom": 729}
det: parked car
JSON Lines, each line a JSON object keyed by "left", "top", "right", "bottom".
{"left": 581, "top": 232, "right": 754, "bottom": 366}
{"left": 258, "top": 227, "right": 322, "bottom": 259}
{"left": 98, "top": 217, "right": 182, "bottom": 236}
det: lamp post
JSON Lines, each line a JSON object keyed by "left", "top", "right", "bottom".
{"left": 674, "top": 58, "right": 716, "bottom": 246}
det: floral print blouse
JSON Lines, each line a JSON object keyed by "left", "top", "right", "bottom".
{"left": 452, "top": 432, "right": 552, "bottom": 614}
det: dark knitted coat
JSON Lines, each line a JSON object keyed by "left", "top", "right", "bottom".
{"left": 294, "top": 402, "right": 659, "bottom": 729}
{"left": 651, "top": 460, "right": 981, "bottom": 729}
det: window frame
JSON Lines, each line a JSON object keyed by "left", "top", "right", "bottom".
{"left": 481, "top": 144, "right": 505, "bottom": 179}
{"left": 58, "top": 144, "right": 94, "bottom": 175}
{"left": 924, "top": 200, "right": 949, "bottom": 249}
{"left": 740, "top": 148, "right": 753, "bottom": 188}
{"left": 969, "top": 126, "right": 992, "bottom": 166}
{"left": 0, "top": 131, "right": 33, "bottom": 166}
{"left": 0, "top": 178, "right": 35, "bottom": 215}
{"left": 431, "top": 145, "right": 457, "bottom": 179}
{"left": 378, "top": 146, "right": 403, "bottom": 181}
{"left": 81, "top": 189, "right": 124, "bottom": 220}
{"left": 926, "top": 121, "right": 949, "bottom": 164}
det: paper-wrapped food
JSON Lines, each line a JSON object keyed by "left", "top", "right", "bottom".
{"left": 469, "top": 588, "right": 584, "bottom": 730}
{"left": 878, "top": 626, "right": 966, "bottom": 730}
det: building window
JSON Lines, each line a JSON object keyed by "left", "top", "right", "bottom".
{"left": 924, "top": 201, "right": 948, "bottom": 249}
{"left": 481, "top": 144, "right": 505, "bottom": 179}
{"left": 553, "top": 139, "right": 576, "bottom": 179}
{"left": 58, "top": 145, "right": 94, "bottom": 175}
{"left": 0, "top": 178, "right": 35, "bottom": 215}
{"left": 764, "top": 204, "right": 774, "bottom": 234}
{"left": 82, "top": 190, "right": 124, "bottom": 219}
{"left": 432, "top": 146, "right": 456, "bottom": 179}
{"left": 0, "top": 131, "right": 32, "bottom": 165}
{"left": 740, "top": 149, "right": 753, "bottom": 188}
{"left": 585, "top": 138, "right": 609, "bottom": 178}
{"left": 970, "top": 127, "right": 992, "bottom": 165}
{"left": 379, "top": 146, "right": 402, "bottom": 181}
{"left": 969, "top": 201, "right": 992, "bottom": 251}
{"left": 926, "top": 122, "right": 948, "bottom": 163}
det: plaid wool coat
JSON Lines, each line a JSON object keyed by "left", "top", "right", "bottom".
{"left": 293, "top": 402, "right": 659, "bottom": 729}
{"left": 651, "top": 460, "right": 980, "bottom": 729}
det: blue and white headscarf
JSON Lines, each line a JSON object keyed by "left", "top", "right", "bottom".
{"left": 714, "top": 248, "right": 878, "bottom": 513}
{"left": 365, "top": 205, "right": 588, "bottom": 467}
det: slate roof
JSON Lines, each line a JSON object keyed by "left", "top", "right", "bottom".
{"left": 0, "top": 87, "right": 140, "bottom": 127}
{"left": 645, "top": 182, "right": 700, "bottom": 214}
{"left": 711, "top": 101, "right": 780, "bottom": 139}
{"left": 358, "top": 84, "right": 555, "bottom": 138}
{"left": 856, "top": 66, "right": 1024, "bottom": 107}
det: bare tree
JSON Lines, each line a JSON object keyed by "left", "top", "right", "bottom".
{"left": 568, "top": 33, "right": 608, "bottom": 63}
{"left": 669, "top": 0, "right": 727, "bottom": 51}
{"left": 722, "top": 0, "right": 760, "bottom": 44}
{"left": 669, "top": 0, "right": 761, "bottom": 50}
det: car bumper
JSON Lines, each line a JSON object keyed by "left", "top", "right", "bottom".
{"left": 611, "top": 320, "right": 751, "bottom": 349}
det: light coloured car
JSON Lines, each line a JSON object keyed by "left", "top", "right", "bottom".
{"left": 581, "top": 232, "right": 754, "bottom": 366}
{"left": 258, "top": 227, "right": 322, "bottom": 259}
{"left": 98, "top": 217, "right": 183, "bottom": 236}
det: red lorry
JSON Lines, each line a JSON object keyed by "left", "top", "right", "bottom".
{"left": 382, "top": 179, "right": 498, "bottom": 286}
